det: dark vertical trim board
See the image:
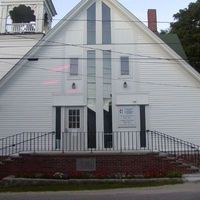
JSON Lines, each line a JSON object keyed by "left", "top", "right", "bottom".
{"left": 103, "top": 103, "right": 113, "bottom": 148}
{"left": 140, "top": 105, "right": 146, "bottom": 148}
{"left": 87, "top": 108, "right": 96, "bottom": 148}
{"left": 56, "top": 107, "right": 61, "bottom": 140}
{"left": 55, "top": 107, "right": 61, "bottom": 149}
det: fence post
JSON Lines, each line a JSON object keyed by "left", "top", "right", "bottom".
{"left": 33, "top": 132, "right": 35, "bottom": 153}
{"left": 62, "top": 132, "right": 64, "bottom": 153}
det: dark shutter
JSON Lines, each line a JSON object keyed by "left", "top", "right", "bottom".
{"left": 55, "top": 107, "right": 61, "bottom": 150}
{"left": 87, "top": 108, "right": 96, "bottom": 148}
{"left": 140, "top": 105, "right": 146, "bottom": 147}
{"left": 104, "top": 103, "right": 113, "bottom": 148}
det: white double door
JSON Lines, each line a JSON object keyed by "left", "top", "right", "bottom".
{"left": 63, "top": 107, "right": 86, "bottom": 151}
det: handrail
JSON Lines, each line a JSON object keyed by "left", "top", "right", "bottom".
{"left": 152, "top": 130, "right": 200, "bottom": 149}
{"left": 0, "top": 130, "right": 199, "bottom": 168}
{"left": 148, "top": 130, "right": 200, "bottom": 167}
{"left": 0, "top": 132, "right": 56, "bottom": 161}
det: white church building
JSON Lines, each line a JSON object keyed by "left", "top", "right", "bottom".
{"left": 0, "top": 0, "right": 200, "bottom": 151}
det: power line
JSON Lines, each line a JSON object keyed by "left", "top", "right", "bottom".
{"left": 0, "top": 39, "right": 198, "bottom": 63}
{"left": 0, "top": 34, "right": 194, "bottom": 62}
{"left": 0, "top": 59, "right": 199, "bottom": 89}
{"left": 0, "top": 42, "right": 183, "bottom": 47}
{"left": 0, "top": 40, "right": 198, "bottom": 63}
{"left": 1, "top": 34, "right": 199, "bottom": 75}
{"left": 0, "top": 55, "right": 188, "bottom": 65}
{"left": 32, "top": 65, "right": 200, "bottom": 90}
{"left": 0, "top": 58, "right": 194, "bottom": 65}
{"left": 0, "top": 16, "right": 173, "bottom": 23}
{"left": 0, "top": 56, "right": 196, "bottom": 64}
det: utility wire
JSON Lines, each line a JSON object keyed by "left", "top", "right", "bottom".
{"left": 0, "top": 57, "right": 190, "bottom": 61}
{"left": 0, "top": 58, "right": 187, "bottom": 65}
{"left": 0, "top": 42, "right": 184, "bottom": 46}
{"left": 32, "top": 65, "right": 200, "bottom": 90}
{"left": 0, "top": 59, "right": 199, "bottom": 90}
{"left": 0, "top": 53, "right": 188, "bottom": 65}
{"left": 0, "top": 40, "right": 198, "bottom": 62}
{"left": 0, "top": 34, "right": 195, "bottom": 62}
{"left": 0, "top": 16, "right": 173, "bottom": 23}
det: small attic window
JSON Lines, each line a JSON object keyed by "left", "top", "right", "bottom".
{"left": 9, "top": 5, "right": 36, "bottom": 23}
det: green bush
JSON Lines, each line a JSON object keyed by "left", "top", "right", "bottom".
{"left": 166, "top": 171, "right": 182, "bottom": 178}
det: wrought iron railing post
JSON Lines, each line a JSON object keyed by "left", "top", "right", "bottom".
{"left": 120, "top": 132, "right": 122, "bottom": 153}
{"left": 62, "top": 132, "right": 64, "bottom": 153}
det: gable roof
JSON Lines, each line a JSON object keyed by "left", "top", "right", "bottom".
{"left": 159, "top": 33, "right": 187, "bottom": 60}
{"left": 0, "top": 0, "right": 200, "bottom": 89}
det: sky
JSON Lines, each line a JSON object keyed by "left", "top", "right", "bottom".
{"left": 52, "top": 0, "right": 196, "bottom": 31}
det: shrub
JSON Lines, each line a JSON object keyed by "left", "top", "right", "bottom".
{"left": 166, "top": 171, "right": 182, "bottom": 178}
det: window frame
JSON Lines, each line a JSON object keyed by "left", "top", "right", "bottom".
{"left": 68, "top": 109, "right": 80, "bottom": 129}
{"left": 120, "top": 56, "right": 130, "bottom": 76}
{"left": 70, "top": 58, "right": 79, "bottom": 76}
{"left": 87, "top": 3, "right": 96, "bottom": 45}
{"left": 102, "top": 2, "right": 111, "bottom": 44}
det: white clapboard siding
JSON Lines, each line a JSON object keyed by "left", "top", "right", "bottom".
{"left": 0, "top": 34, "right": 43, "bottom": 80}
{"left": 110, "top": 2, "right": 200, "bottom": 145}
{"left": 0, "top": 0, "right": 200, "bottom": 147}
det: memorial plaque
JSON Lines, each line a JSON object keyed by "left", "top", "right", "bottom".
{"left": 76, "top": 158, "right": 96, "bottom": 171}
{"left": 118, "top": 106, "right": 137, "bottom": 128}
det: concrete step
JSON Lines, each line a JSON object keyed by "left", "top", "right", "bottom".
{"left": 183, "top": 173, "right": 200, "bottom": 182}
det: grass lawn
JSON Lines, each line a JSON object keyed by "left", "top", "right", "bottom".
{"left": 0, "top": 179, "right": 183, "bottom": 193}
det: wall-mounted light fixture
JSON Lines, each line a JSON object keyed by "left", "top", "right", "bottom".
{"left": 72, "top": 82, "right": 76, "bottom": 89}
{"left": 27, "top": 58, "right": 39, "bottom": 61}
{"left": 123, "top": 81, "right": 128, "bottom": 88}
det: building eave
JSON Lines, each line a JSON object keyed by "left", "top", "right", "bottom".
{"left": 46, "top": 0, "right": 57, "bottom": 16}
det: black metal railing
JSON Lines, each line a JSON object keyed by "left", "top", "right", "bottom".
{"left": 0, "top": 132, "right": 56, "bottom": 161}
{"left": 0, "top": 130, "right": 200, "bottom": 167}
{"left": 62, "top": 131, "right": 146, "bottom": 152}
{"left": 149, "top": 130, "right": 200, "bottom": 167}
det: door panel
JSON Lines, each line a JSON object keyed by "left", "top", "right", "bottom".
{"left": 65, "top": 107, "right": 84, "bottom": 133}
{"left": 64, "top": 107, "right": 85, "bottom": 151}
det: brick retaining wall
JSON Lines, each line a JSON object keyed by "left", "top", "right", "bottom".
{"left": 0, "top": 152, "right": 191, "bottom": 179}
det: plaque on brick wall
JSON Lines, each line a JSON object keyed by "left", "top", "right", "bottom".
{"left": 76, "top": 158, "right": 96, "bottom": 171}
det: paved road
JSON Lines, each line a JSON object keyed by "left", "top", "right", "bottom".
{"left": 0, "top": 183, "right": 200, "bottom": 200}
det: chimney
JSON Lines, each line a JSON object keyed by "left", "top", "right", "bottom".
{"left": 147, "top": 9, "right": 158, "bottom": 33}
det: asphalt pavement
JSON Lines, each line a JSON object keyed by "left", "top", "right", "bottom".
{"left": 0, "top": 182, "right": 200, "bottom": 200}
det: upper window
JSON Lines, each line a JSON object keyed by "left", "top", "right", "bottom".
{"left": 102, "top": 3, "right": 111, "bottom": 44}
{"left": 70, "top": 58, "right": 79, "bottom": 75}
{"left": 87, "top": 3, "right": 96, "bottom": 44}
{"left": 120, "top": 57, "right": 129, "bottom": 75}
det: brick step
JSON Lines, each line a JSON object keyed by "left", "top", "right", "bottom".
{"left": 157, "top": 154, "right": 200, "bottom": 174}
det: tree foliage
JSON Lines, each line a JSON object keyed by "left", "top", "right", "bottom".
{"left": 170, "top": 0, "right": 200, "bottom": 72}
